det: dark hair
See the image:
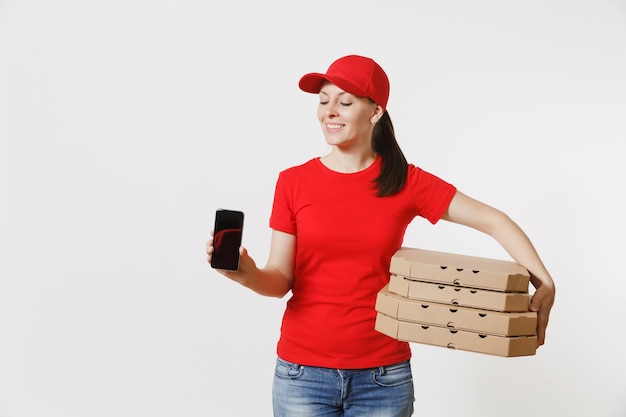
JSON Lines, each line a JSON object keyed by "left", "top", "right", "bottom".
{"left": 372, "top": 111, "right": 408, "bottom": 197}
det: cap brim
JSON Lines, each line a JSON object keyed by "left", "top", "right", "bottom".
{"left": 299, "top": 73, "right": 369, "bottom": 99}
{"left": 298, "top": 73, "right": 327, "bottom": 93}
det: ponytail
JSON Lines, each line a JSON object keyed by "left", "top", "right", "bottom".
{"left": 372, "top": 111, "right": 408, "bottom": 197}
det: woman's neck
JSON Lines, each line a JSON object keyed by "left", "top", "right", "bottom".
{"left": 320, "top": 148, "right": 377, "bottom": 173}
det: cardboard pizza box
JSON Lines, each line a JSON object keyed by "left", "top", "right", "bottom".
{"left": 388, "top": 274, "right": 530, "bottom": 313}
{"left": 390, "top": 247, "right": 530, "bottom": 293}
{"left": 376, "top": 285, "right": 537, "bottom": 336}
{"left": 375, "top": 312, "right": 537, "bottom": 357}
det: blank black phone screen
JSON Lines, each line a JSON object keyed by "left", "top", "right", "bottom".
{"left": 211, "top": 209, "right": 244, "bottom": 271}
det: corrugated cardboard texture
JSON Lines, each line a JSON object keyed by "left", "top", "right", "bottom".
{"left": 388, "top": 275, "right": 530, "bottom": 312}
{"left": 375, "top": 313, "right": 537, "bottom": 357}
{"left": 390, "top": 247, "right": 530, "bottom": 292}
{"left": 376, "top": 285, "right": 537, "bottom": 336}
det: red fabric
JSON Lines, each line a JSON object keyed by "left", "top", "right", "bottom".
{"left": 298, "top": 55, "right": 390, "bottom": 110}
{"left": 269, "top": 156, "right": 456, "bottom": 368}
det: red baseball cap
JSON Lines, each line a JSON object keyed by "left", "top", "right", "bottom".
{"left": 298, "top": 55, "right": 390, "bottom": 110}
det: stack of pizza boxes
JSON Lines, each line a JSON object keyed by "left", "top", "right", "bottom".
{"left": 375, "top": 247, "right": 538, "bottom": 357}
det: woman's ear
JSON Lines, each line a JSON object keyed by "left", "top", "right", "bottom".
{"left": 370, "top": 104, "right": 385, "bottom": 124}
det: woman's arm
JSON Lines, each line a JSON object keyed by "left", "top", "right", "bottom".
{"left": 206, "top": 229, "right": 296, "bottom": 298}
{"left": 441, "top": 190, "right": 556, "bottom": 346}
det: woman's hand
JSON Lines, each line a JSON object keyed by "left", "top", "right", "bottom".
{"left": 206, "top": 232, "right": 258, "bottom": 287}
{"left": 206, "top": 229, "right": 296, "bottom": 298}
{"left": 529, "top": 277, "right": 556, "bottom": 347}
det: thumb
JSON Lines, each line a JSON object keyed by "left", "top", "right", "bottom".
{"left": 238, "top": 246, "right": 257, "bottom": 271}
{"left": 529, "top": 289, "right": 542, "bottom": 312}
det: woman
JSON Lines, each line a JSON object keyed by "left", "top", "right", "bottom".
{"left": 206, "top": 55, "right": 555, "bottom": 417}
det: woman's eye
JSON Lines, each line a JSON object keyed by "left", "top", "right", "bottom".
{"left": 340, "top": 102, "right": 352, "bottom": 106}
{"left": 319, "top": 101, "right": 329, "bottom": 105}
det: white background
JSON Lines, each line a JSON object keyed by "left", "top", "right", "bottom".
{"left": 1, "top": 1, "right": 625, "bottom": 416}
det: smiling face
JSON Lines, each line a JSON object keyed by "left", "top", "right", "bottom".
{"left": 317, "top": 82, "right": 384, "bottom": 151}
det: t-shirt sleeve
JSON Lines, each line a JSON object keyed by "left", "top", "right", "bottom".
{"left": 269, "top": 171, "right": 297, "bottom": 235}
{"left": 409, "top": 165, "right": 457, "bottom": 224}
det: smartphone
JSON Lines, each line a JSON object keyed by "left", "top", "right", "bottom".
{"left": 211, "top": 209, "right": 244, "bottom": 271}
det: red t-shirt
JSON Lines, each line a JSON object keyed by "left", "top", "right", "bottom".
{"left": 269, "top": 155, "right": 456, "bottom": 369}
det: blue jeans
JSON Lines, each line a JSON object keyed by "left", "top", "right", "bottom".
{"left": 272, "top": 357, "right": 415, "bottom": 417}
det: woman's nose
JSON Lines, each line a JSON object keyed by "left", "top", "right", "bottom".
{"left": 325, "top": 102, "right": 339, "bottom": 117}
